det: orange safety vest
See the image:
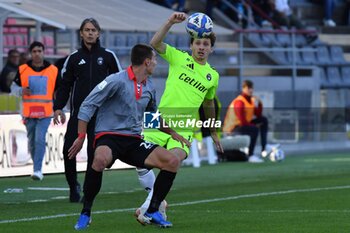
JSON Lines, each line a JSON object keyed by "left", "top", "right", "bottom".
{"left": 19, "top": 64, "right": 58, "bottom": 118}
{"left": 223, "top": 95, "right": 255, "bottom": 134}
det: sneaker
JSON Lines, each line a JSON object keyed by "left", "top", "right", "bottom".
{"left": 74, "top": 213, "right": 91, "bottom": 230}
{"left": 142, "top": 211, "right": 172, "bottom": 228}
{"left": 135, "top": 200, "right": 168, "bottom": 221}
{"left": 248, "top": 155, "right": 264, "bottom": 163}
{"left": 31, "top": 171, "right": 43, "bottom": 181}
{"left": 323, "top": 19, "right": 336, "bottom": 27}
{"left": 70, "top": 184, "right": 81, "bottom": 203}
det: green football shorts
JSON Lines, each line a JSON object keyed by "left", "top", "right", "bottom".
{"left": 143, "top": 130, "right": 193, "bottom": 155}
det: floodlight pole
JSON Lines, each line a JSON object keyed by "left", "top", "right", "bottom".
{"left": 34, "top": 21, "right": 42, "bottom": 41}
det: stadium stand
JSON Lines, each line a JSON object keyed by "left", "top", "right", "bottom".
{"left": 0, "top": 0, "right": 349, "bottom": 146}
{"left": 326, "top": 66, "right": 343, "bottom": 88}
{"left": 329, "top": 45, "right": 349, "bottom": 65}
{"left": 301, "top": 46, "right": 318, "bottom": 65}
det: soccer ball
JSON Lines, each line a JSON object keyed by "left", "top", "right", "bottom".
{"left": 186, "top": 12, "right": 213, "bottom": 38}
{"left": 269, "top": 148, "right": 285, "bottom": 162}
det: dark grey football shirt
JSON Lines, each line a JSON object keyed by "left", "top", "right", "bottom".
{"left": 78, "top": 66, "right": 157, "bottom": 136}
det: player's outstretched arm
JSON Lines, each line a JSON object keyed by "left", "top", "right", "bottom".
{"left": 203, "top": 99, "right": 224, "bottom": 153}
{"left": 68, "top": 120, "right": 88, "bottom": 159}
{"left": 150, "top": 12, "right": 187, "bottom": 54}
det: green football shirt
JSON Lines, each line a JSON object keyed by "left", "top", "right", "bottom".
{"left": 157, "top": 44, "right": 219, "bottom": 131}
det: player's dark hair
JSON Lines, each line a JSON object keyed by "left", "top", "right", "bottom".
{"left": 190, "top": 32, "right": 216, "bottom": 47}
{"left": 242, "top": 80, "right": 254, "bottom": 88}
{"left": 80, "top": 18, "right": 101, "bottom": 32}
{"left": 29, "top": 41, "right": 45, "bottom": 52}
{"left": 131, "top": 44, "right": 154, "bottom": 66}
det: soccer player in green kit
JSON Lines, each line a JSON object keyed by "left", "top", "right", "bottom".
{"left": 136, "top": 12, "right": 224, "bottom": 226}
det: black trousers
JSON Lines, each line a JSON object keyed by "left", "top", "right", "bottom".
{"left": 233, "top": 116, "right": 268, "bottom": 156}
{"left": 62, "top": 114, "right": 96, "bottom": 191}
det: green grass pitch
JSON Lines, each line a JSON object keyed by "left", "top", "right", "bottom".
{"left": 1, "top": 152, "right": 350, "bottom": 233}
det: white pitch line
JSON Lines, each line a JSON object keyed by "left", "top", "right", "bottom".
{"left": 168, "top": 185, "right": 350, "bottom": 207}
{"left": 27, "top": 187, "right": 69, "bottom": 191}
{"left": 1, "top": 185, "right": 350, "bottom": 224}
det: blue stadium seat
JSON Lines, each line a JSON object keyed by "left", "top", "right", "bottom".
{"left": 247, "top": 31, "right": 262, "bottom": 45}
{"left": 270, "top": 47, "right": 288, "bottom": 64}
{"left": 286, "top": 49, "right": 303, "bottom": 65}
{"left": 316, "top": 46, "right": 332, "bottom": 65}
{"left": 326, "top": 66, "right": 342, "bottom": 88}
{"left": 319, "top": 67, "right": 331, "bottom": 89}
{"left": 164, "top": 34, "right": 177, "bottom": 46}
{"left": 294, "top": 33, "right": 307, "bottom": 47}
{"left": 329, "top": 46, "right": 349, "bottom": 65}
{"left": 300, "top": 46, "right": 317, "bottom": 65}
{"left": 276, "top": 27, "right": 291, "bottom": 47}
{"left": 137, "top": 34, "right": 149, "bottom": 44}
{"left": 127, "top": 34, "right": 138, "bottom": 47}
{"left": 260, "top": 31, "right": 281, "bottom": 47}
{"left": 340, "top": 66, "right": 350, "bottom": 88}
{"left": 114, "top": 34, "right": 127, "bottom": 47}
{"left": 113, "top": 34, "right": 128, "bottom": 55}
{"left": 176, "top": 34, "right": 189, "bottom": 49}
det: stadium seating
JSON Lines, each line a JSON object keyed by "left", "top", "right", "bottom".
{"left": 286, "top": 49, "right": 303, "bottom": 65}
{"left": 270, "top": 47, "right": 288, "bottom": 65}
{"left": 247, "top": 31, "right": 262, "bottom": 46}
{"left": 340, "top": 66, "right": 350, "bottom": 88}
{"left": 137, "top": 33, "right": 148, "bottom": 44}
{"left": 326, "top": 66, "right": 342, "bottom": 88}
{"left": 176, "top": 34, "right": 189, "bottom": 49}
{"left": 319, "top": 67, "right": 331, "bottom": 88}
{"left": 164, "top": 34, "right": 176, "bottom": 46}
{"left": 329, "top": 46, "right": 349, "bottom": 65}
{"left": 276, "top": 28, "right": 292, "bottom": 47}
{"left": 126, "top": 34, "right": 138, "bottom": 47}
{"left": 301, "top": 46, "right": 317, "bottom": 65}
{"left": 294, "top": 33, "right": 307, "bottom": 47}
{"left": 260, "top": 31, "right": 280, "bottom": 47}
{"left": 316, "top": 46, "right": 332, "bottom": 65}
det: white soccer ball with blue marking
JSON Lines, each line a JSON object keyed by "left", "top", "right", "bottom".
{"left": 186, "top": 13, "right": 213, "bottom": 38}
{"left": 269, "top": 148, "right": 285, "bottom": 162}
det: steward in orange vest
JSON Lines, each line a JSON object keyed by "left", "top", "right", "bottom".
{"left": 222, "top": 80, "right": 267, "bottom": 161}
{"left": 223, "top": 94, "right": 262, "bottom": 134}
{"left": 11, "top": 41, "right": 59, "bottom": 181}
{"left": 17, "top": 62, "right": 58, "bottom": 118}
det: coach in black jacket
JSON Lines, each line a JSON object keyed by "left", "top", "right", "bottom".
{"left": 53, "top": 18, "right": 121, "bottom": 202}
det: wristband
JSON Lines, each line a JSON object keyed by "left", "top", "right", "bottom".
{"left": 78, "top": 133, "right": 86, "bottom": 139}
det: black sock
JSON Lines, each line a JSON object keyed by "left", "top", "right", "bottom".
{"left": 81, "top": 167, "right": 103, "bottom": 216}
{"left": 147, "top": 170, "right": 176, "bottom": 213}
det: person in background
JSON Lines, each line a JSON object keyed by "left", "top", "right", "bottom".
{"left": 19, "top": 52, "right": 30, "bottom": 65}
{"left": 270, "top": 0, "right": 318, "bottom": 43}
{"left": 53, "top": 18, "right": 121, "bottom": 202}
{"left": 223, "top": 80, "right": 268, "bottom": 163}
{"left": 0, "top": 49, "right": 20, "bottom": 93}
{"left": 11, "top": 41, "right": 59, "bottom": 180}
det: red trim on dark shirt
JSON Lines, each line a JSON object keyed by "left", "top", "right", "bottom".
{"left": 127, "top": 66, "right": 144, "bottom": 100}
